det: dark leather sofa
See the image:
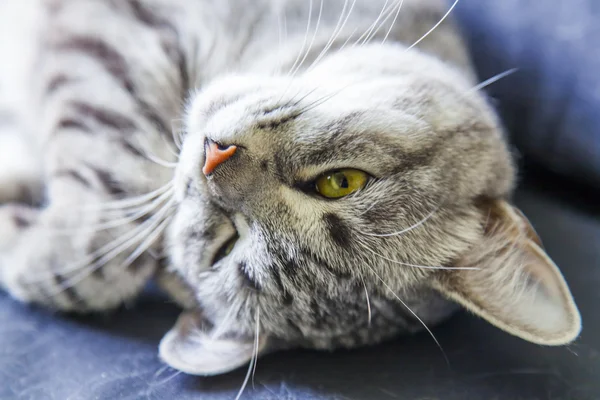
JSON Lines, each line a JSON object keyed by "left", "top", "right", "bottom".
{"left": 1, "top": 0, "right": 599, "bottom": 399}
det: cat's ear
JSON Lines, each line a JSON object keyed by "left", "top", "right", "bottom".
{"left": 433, "top": 199, "right": 581, "bottom": 345}
{"left": 159, "top": 311, "right": 266, "bottom": 375}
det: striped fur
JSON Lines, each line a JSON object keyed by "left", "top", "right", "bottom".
{"left": 0, "top": 0, "right": 580, "bottom": 377}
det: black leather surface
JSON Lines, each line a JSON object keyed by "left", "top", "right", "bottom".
{"left": 1, "top": 167, "right": 599, "bottom": 400}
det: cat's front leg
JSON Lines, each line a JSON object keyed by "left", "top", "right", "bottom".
{"left": 0, "top": 1, "right": 191, "bottom": 312}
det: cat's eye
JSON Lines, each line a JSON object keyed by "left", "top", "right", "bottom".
{"left": 314, "top": 169, "right": 368, "bottom": 199}
{"left": 212, "top": 234, "right": 239, "bottom": 265}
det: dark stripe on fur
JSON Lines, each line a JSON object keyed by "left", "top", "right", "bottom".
{"left": 55, "top": 36, "right": 169, "bottom": 135}
{"left": 255, "top": 112, "right": 301, "bottom": 131}
{"left": 126, "top": 0, "right": 190, "bottom": 98}
{"left": 86, "top": 165, "right": 126, "bottom": 196}
{"left": 71, "top": 101, "right": 137, "bottom": 132}
{"left": 56, "top": 36, "right": 135, "bottom": 92}
{"left": 238, "top": 262, "right": 261, "bottom": 291}
{"left": 269, "top": 266, "right": 293, "bottom": 305}
{"left": 57, "top": 118, "right": 91, "bottom": 133}
{"left": 127, "top": 253, "right": 150, "bottom": 272}
{"left": 119, "top": 138, "right": 146, "bottom": 157}
{"left": 322, "top": 213, "right": 352, "bottom": 249}
{"left": 46, "top": 74, "right": 73, "bottom": 94}
{"left": 55, "top": 169, "right": 92, "bottom": 188}
{"left": 12, "top": 213, "right": 32, "bottom": 229}
{"left": 301, "top": 247, "right": 353, "bottom": 280}
{"left": 53, "top": 273, "right": 85, "bottom": 306}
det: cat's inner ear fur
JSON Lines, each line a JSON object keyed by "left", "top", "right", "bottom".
{"left": 432, "top": 199, "right": 581, "bottom": 345}
{"left": 159, "top": 311, "right": 266, "bottom": 376}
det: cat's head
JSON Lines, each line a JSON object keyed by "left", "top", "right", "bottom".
{"left": 159, "top": 44, "right": 581, "bottom": 375}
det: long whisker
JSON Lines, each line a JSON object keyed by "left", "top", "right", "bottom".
{"left": 308, "top": 0, "right": 358, "bottom": 71}
{"left": 48, "top": 188, "right": 174, "bottom": 235}
{"left": 80, "top": 182, "right": 173, "bottom": 212}
{"left": 357, "top": 240, "right": 479, "bottom": 270}
{"left": 140, "top": 149, "right": 178, "bottom": 169}
{"left": 381, "top": 0, "right": 404, "bottom": 45}
{"left": 49, "top": 206, "right": 174, "bottom": 296}
{"left": 287, "top": 0, "right": 314, "bottom": 77}
{"left": 353, "top": 0, "right": 391, "bottom": 46}
{"left": 338, "top": 27, "right": 359, "bottom": 52}
{"left": 122, "top": 215, "right": 173, "bottom": 269}
{"left": 130, "top": 134, "right": 178, "bottom": 169}
{"left": 406, "top": 0, "right": 460, "bottom": 51}
{"left": 290, "top": 0, "right": 324, "bottom": 77}
{"left": 363, "top": 0, "right": 403, "bottom": 45}
{"left": 308, "top": 0, "right": 350, "bottom": 70}
{"left": 287, "top": 86, "right": 321, "bottom": 107}
{"left": 358, "top": 205, "right": 439, "bottom": 237}
{"left": 357, "top": 199, "right": 380, "bottom": 216}
{"left": 32, "top": 199, "right": 175, "bottom": 284}
{"left": 365, "top": 264, "right": 449, "bottom": 365}
{"left": 361, "top": 276, "right": 372, "bottom": 327}
{"left": 469, "top": 68, "right": 518, "bottom": 92}
{"left": 251, "top": 308, "right": 261, "bottom": 389}
{"left": 235, "top": 308, "right": 260, "bottom": 400}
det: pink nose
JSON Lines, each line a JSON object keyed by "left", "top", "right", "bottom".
{"left": 202, "top": 140, "right": 237, "bottom": 175}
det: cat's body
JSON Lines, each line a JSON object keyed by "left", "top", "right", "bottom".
{"left": 0, "top": 0, "right": 581, "bottom": 376}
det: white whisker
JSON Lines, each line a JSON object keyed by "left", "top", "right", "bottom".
{"left": 251, "top": 307, "right": 260, "bottom": 389}
{"left": 353, "top": 0, "right": 391, "bottom": 46}
{"left": 32, "top": 199, "right": 175, "bottom": 285}
{"left": 338, "top": 27, "right": 358, "bottom": 52}
{"left": 131, "top": 134, "right": 178, "bottom": 169}
{"left": 469, "top": 68, "right": 518, "bottom": 92}
{"left": 364, "top": 0, "right": 403, "bottom": 45}
{"left": 406, "top": 0, "right": 460, "bottom": 51}
{"left": 359, "top": 205, "right": 439, "bottom": 237}
{"left": 48, "top": 205, "right": 174, "bottom": 296}
{"left": 308, "top": 0, "right": 358, "bottom": 71}
{"left": 357, "top": 199, "right": 379, "bottom": 216}
{"left": 365, "top": 264, "right": 449, "bottom": 365}
{"left": 49, "top": 188, "right": 174, "bottom": 235}
{"left": 122, "top": 215, "right": 172, "bottom": 270}
{"left": 235, "top": 308, "right": 260, "bottom": 400}
{"left": 361, "top": 276, "right": 372, "bottom": 327}
{"left": 381, "top": 0, "right": 404, "bottom": 45}
{"left": 80, "top": 183, "right": 173, "bottom": 212}
{"left": 357, "top": 241, "right": 479, "bottom": 270}
{"left": 290, "top": 0, "right": 324, "bottom": 77}
{"left": 287, "top": 0, "right": 314, "bottom": 77}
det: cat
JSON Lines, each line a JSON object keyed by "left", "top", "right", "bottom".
{"left": 0, "top": 0, "right": 581, "bottom": 377}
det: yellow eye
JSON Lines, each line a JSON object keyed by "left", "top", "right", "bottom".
{"left": 315, "top": 169, "right": 368, "bottom": 199}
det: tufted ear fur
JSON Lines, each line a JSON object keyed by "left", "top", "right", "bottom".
{"left": 433, "top": 200, "right": 581, "bottom": 345}
{"left": 159, "top": 311, "right": 267, "bottom": 376}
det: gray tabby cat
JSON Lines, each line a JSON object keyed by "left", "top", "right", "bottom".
{"left": 0, "top": 0, "right": 581, "bottom": 376}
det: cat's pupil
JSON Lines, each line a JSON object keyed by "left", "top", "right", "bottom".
{"left": 329, "top": 172, "right": 345, "bottom": 190}
{"left": 330, "top": 172, "right": 349, "bottom": 190}
{"left": 339, "top": 176, "right": 349, "bottom": 189}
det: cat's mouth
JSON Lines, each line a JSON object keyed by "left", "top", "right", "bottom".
{"left": 210, "top": 232, "right": 239, "bottom": 266}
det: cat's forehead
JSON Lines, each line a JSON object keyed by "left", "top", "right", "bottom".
{"left": 187, "top": 78, "right": 481, "bottom": 182}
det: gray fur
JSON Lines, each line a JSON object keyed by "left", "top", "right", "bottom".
{"left": 0, "top": 0, "right": 580, "bottom": 376}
